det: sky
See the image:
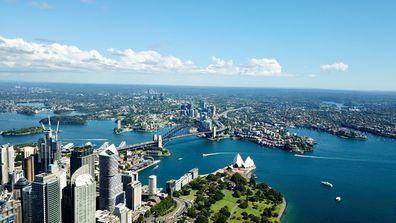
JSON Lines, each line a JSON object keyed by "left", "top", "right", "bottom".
{"left": 0, "top": 0, "right": 395, "bottom": 90}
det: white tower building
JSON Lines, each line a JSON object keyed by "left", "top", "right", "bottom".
{"left": 0, "top": 144, "right": 14, "bottom": 185}
{"left": 148, "top": 175, "right": 157, "bottom": 196}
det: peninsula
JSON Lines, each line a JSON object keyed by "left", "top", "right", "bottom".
{"left": 0, "top": 126, "right": 43, "bottom": 136}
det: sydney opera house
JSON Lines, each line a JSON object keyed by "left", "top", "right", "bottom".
{"left": 226, "top": 153, "right": 256, "bottom": 177}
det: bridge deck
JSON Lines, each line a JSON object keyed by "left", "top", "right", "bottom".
{"left": 118, "top": 127, "right": 226, "bottom": 152}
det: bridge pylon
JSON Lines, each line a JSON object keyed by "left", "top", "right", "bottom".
{"left": 153, "top": 134, "right": 163, "bottom": 148}
{"left": 212, "top": 126, "right": 217, "bottom": 139}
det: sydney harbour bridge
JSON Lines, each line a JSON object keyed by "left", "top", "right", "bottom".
{"left": 117, "top": 123, "right": 227, "bottom": 152}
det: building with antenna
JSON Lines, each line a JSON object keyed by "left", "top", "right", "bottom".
{"left": 38, "top": 117, "right": 61, "bottom": 173}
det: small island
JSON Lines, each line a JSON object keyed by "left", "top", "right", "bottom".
{"left": 0, "top": 126, "right": 43, "bottom": 136}
{"left": 40, "top": 115, "right": 87, "bottom": 125}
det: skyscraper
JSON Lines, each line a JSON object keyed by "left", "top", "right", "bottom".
{"left": 0, "top": 144, "right": 15, "bottom": 185}
{"left": 71, "top": 165, "right": 96, "bottom": 223}
{"left": 31, "top": 166, "right": 63, "bottom": 223}
{"left": 70, "top": 145, "right": 95, "bottom": 178}
{"left": 99, "top": 144, "right": 124, "bottom": 212}
{"left": 148, "top": 175, "right": 157, "bottom": 196}
{"left": 38, "top": 119, "right": 61, "bottom": 173}
{"left": 0, "top": 190, "right": 20, "bottom": 223}
{"left": 22, "top": 185, "right": 32, "bottom": 223}
{"left": 23, "top": 155, "right": 35, "bottom": 183}
{"left": 125, "top": 181, "right": 141, "bottom": 211}
{"left": 199, "top": 100, "right": 206, "bottom": 110}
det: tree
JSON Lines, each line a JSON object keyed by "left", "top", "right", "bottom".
{"left": 250, "top": 175, "right": 256, "bottom": 187}
{"left": 213, "top": 190, "right": 225, "bottom": 201}
{"left": 133, "top": 214, "right": 144, "bottom": 223}
{"left": 187, "top": 207, "right": 198, "bottom": 218}
{"left": 195, "top": 215, "right": 209, "bottom": 223}
{"left": 232, "top": 190, "right": 241, "bottom": 198}
{"left": 238, "top": 200, "right": 249, "bottom": 209}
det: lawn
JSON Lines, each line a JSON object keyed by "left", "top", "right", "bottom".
{"left": 209, "top": 189, "right": 281, "bottom": 223}
{"left": 210, "top": 190, "right": 241, "bottom": 214}
{"left": 180, "top": 189, "right": 198, "bottom": 202}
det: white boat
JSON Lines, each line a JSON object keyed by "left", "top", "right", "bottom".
{"left": 178, "top": 158, "right": 183, "bottom": 160}
{"left": 335, "top": 196, "right": 341, "bottom": 202}
{"left": 321, "top": 181, "right": 333, "bottom": 188}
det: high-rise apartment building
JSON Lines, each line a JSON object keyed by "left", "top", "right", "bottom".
{"left": 0, "top": 144, "right": 15, "bottom": 185}
{"left": 31, "top": 166, "right": 63, "bottom": 223}
{"left": 71, "top": 165, "right": 96, "bottom": 223}
{"left": 98, "top": 145, "right": 124, "bottom": 212}
{"left": 70, "top": 146, "right": 95, "bottom": 178}
{"left": 125, "top": 181, "right": 141, "bottom": 211}
{"left": 148, "top": 175, "right": 157, "bottom": 196}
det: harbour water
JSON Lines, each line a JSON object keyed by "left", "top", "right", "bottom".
{"left": 1, "top": 112, "right": 396, "bottom": 223}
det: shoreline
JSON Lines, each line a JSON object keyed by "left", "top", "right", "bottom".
{"left": 134, "top": 160, "right": 160, "bottom": 172}
{"left": 278, "top": 197, "right": 287, "bottom": 222}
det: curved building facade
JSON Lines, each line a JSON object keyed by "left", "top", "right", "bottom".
{"left": 98, "top": 144, "right": 124, "bottom": 212}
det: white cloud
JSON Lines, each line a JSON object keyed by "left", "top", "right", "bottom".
{"left": 242, "top": 58, "right": 282, "bottom": 76}
{"left": 320, "top": 62, "right": 349, "bottom": 72}
{"left": 29, "top": 1, "right": 51, "bottom": 9}
{"left": 308, "top": 74, "right": 317, "bottom": 78}
{"left": 203, "top": 57, "right": 282, "bottom": 76}
{"left": 0, "top": 35, "right": 283, "bottom": 76}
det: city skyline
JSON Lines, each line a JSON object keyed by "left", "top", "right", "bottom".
{"left": 0, "top": 0, "right": 395, "bottom": 91}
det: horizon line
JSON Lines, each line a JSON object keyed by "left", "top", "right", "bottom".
{"left": 0, "top": 79, "right": 395, "bottom": 94}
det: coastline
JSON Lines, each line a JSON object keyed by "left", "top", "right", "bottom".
{"left": 278, "top": 197, "right": 287, "bottom": 222}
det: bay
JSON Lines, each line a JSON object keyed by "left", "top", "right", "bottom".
{"left": 1, "top": 112, "right": 395, "bottom": 223}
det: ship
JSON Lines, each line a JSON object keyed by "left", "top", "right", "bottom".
{"left": 321, "top": 181, "right": 333, "bottom": 188}
{"left": 335, "top": 196, "right": 342, "bottom": 202}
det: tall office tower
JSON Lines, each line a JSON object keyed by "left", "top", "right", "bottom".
{"left": 71, "top": 165, "right": 96, "bottom": 223}
{"left": 31, "top": 167, "right": 62, "bottom": 223}
{"left": 199, "top": 100, "right": 206, "bottom": 109}
{"left": 23, "top": 155, "right": 35, "bottom": 182}
{"left": 22, "top": 186, "right": 32, "bottom": 223}
{"left": 125, "top": 181, "right": 141, "bottom": 211}
{"left": 11, "top": 176, "right": 29, "bottom": 223}
{"left": 121, "top": 174, "right": 133, "bottom": 192}
{"left": 121, "top": 171, "right": 139, "bottom": 191}
{"left": 0, "top": 190, "right": 20, "bottom": 223}
{"left": 210, "top": 105, "right": 216, "bottom": 117}
{"left": 148, "top": 175, "right": 157, "bottom": 196}
{"left": 0, "top": 144, "right": 15, "bottom": 185}
{"left": 38, "top": 120, "right": 61, "bottom": 173}
{"left": 99, "top": 144, "right": 124, "bottom": 212}
{"left": 114, "top": 203, "right": 132, "bottom": 223}
{"left": 70, "top": 145, "right": 95, "bottom": 178}
{"left": 13, "top": 176, "right": 29, "bottom": 200}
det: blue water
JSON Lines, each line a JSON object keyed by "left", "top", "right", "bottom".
{"left": 1, "top": 113, "right": 396, "bottom": 223}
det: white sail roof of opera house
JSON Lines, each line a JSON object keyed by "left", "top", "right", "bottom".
{"left": 232, "top": 153, "right": 244, "bottom": 167}
{"left": 243, "top": 156, "right": 255, "bottom": 168}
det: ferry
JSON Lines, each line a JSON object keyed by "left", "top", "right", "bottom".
{"left": 320, "top": 181, "right": 333, "bottom": 188}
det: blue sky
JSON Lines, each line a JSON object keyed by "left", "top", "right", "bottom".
{"left": 0, "top": 0, "right": 395, "bottom": 90}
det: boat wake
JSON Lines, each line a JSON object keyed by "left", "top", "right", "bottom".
{"left": 202, "top": 152, "right": 234, "bottom": 157}
{"left": 294, "top": 154, "right": 396, "bottom": 164}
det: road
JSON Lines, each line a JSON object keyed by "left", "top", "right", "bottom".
{"left": 157, "top": 197, "right": 190, "bottom": 223}
{"left": 217, "top": 106, "right": 252, "bottom": 118}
